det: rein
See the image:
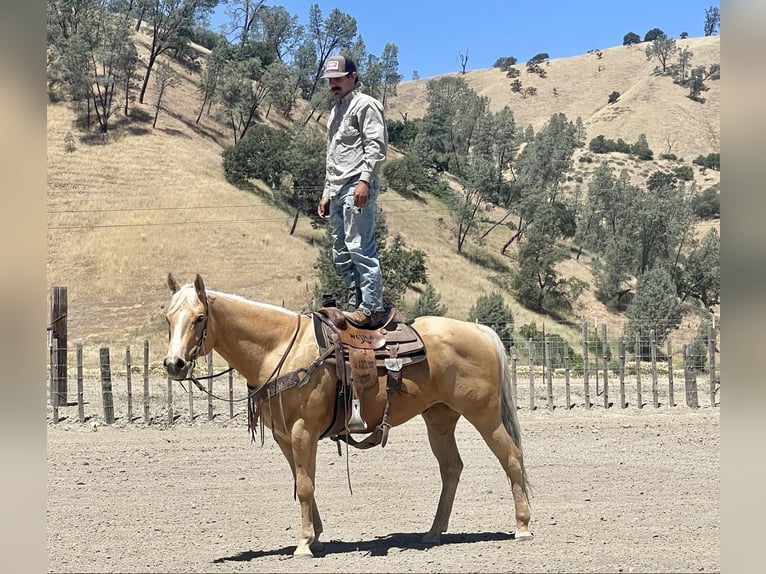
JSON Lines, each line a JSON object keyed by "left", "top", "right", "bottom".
{"left": 181, "top": 367, "right": 237, "bottom": 401}
{"left": 180, "top": 312, "right": 306, "bottom": 405}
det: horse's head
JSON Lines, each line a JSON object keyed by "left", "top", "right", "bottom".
{"left": 163, "top": 272, "right": 209, "bottom": 380}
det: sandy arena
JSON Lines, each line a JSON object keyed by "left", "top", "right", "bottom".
{"left": 47, "top": 402, "right": 719, "bottom": 573}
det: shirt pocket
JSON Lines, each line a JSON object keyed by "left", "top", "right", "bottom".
{"left": 339, "top": 115, "right": 360, "bottom": 144}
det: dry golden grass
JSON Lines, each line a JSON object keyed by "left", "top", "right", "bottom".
{"left": 47, "top": 32, "right": 720, "bottom": 361}
{"left": 389, "top": 36, "right": 720, "bottom": 164}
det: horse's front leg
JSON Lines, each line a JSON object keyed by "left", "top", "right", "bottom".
{"left": 273, "top": 434, "right": 324, "bottom": 555}
{"left": 274, "top": 434, "right": 324, "bottom": 555}
{"left": 289, "top": 419, "right": 322, "bottom": 557}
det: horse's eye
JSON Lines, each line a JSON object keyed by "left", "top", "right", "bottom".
{"left": 195, "top": 315, "right": 205, "bottom": 324}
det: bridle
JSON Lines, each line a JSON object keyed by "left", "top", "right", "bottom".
{"left": 188, "top": 294, "right": 210, "bottom": 369}
{"left": 173, "top": 289, "right": 233, "bottom": 400}
{"left": 178, "top": 293, "right": 304, "bottom": 405}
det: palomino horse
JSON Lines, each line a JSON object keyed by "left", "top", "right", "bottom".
{"left": 163, "top": 273, "right": 532, "bottom": 556}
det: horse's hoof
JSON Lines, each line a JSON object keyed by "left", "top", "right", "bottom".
{"left": 512, "top": 531, "right": 534, "bottom": 541}
{"left": 292, "top": 545, "right": 314, "bottom": 558}
{"left": 310, "top": 541, "right": 324, "bottom": 552}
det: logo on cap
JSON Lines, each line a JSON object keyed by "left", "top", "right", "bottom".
{"left": 326, "top": 60, "right": 340, "bottom": 72}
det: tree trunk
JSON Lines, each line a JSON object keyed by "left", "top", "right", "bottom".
{"left": 501, "top": 221, "right": 524, "bottom": 255}
{"left": 123, "top": 75, "right": 130, "bottom": 115}
{"left": 289, "top": 210, "right": 299, "bottom": 235}
{"left": 139, "top": 51, "right": 158, "bottom": 104}
{"left": 479, "top": 210, "right": 512, "bottom": 240}
{"left": 195, "top": 93, "right": 208, "bottom": 124}
{"left": 153, "top": 92, "right": 163, "bottom": 128}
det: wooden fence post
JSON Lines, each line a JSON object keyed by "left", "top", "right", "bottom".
{"left": 51, "top": 338, "right": 59, "bottom": 424}
{"left": 126, "top": 346, "right": 133, "bottom": 423}
{"left": 510, "top": 347, "right": 518, "bottom": 406}
{"left": 50, "top": 286, "right": 68, "bottom": 405}
{"left": 207, "top": 352, "right": 214, "bottom": 421}
{"left": 544, "top": 337, "right": 553, "bottom": 411}
{"left": 229, "top": 365, "right": 235, "bottom": 419}
{"left": 683, "top": 344, "right": 699, "bottom": 408}
{"left": 99, "top": 347, "right": 115, "bottom": 424}
{"left": 708, "top": 323, "right": 717, "bottom": 407}
{"left": 667, "top": 338, "right": 675, "bottom": 407}
{"left": 650, "top": 329, "right": 659, "bottom": 408}
{"left": 528, "top": 339, "right": 535, "bottom": 411}
{"left": 187, "top": 364, "right": 195, "bottom": 423}
{"left": 167, "top": 376, "right": 174, "bottom": 425}
{"left": 582, "top": 322, "right": 590, "bottom": 409}
{"left": 49, "top": 336, "right": 55, "bottom": 406}
{"left": 601, "top": 323, "right": 609, "bottom": 409}
{"left": 635, "top": 332, "right": 643, "bottom": 409}
{"left": 618, "top": 339, "right": 626, "bottom": 408}
{"left": 143, "top": 340, "right": 150, "bottom": 424}
{"left": 76, "top": 343, "right": 84, "bottom": 423}
{"left": 564, "top": 345, "right": 572, "bottom": 409}
{"left": 594, "top": 325, "right": 599, "bottom": 398}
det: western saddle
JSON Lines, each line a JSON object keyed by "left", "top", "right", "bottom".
{"left": 313, "top": 306, "right": 426, "bottom": 449}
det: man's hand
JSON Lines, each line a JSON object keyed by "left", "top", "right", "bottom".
{"left": 318, "top": 197, "right": 330, "bottom": 218}
{"left": 353, "top": 180, "right": 370, "bottom": 208}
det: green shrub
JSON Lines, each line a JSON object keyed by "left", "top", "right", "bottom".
{"left": 588, "top": 135, "right": 609, "bottom": 153}
{"left": 693, "top": 152, "right": 720, "bottom": 171}
{"left": 518, "top": 322, "right": 581, "bottom": 370}
{"left": 468, "top": 292, "right": 514, "bottom": 350}
{"left": 493, "top": 56, "right": 518, "bottom": 71}
{"left": 673, "top": 164, "right": 695, "bottom": 181}
{"left": 691, "top": 185, "right": 720, "bottom": 219}
{"left": 689, "top": 316, "right": 713, "bottom": 372}
{"left": 221, "top": 124, "right": 290, "bottom": 186}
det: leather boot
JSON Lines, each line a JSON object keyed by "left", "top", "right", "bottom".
{"left": 343, "top": 308, "right": 383, "bottom": 328}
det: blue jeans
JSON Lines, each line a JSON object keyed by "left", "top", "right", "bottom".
{"left": 329, "top": 178, "right": 383, "bottom": 313}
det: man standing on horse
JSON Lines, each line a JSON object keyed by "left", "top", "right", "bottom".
{"left": 317, "top": 54, "right": 388, "bottom": 329}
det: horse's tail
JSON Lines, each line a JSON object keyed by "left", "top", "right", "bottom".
{"left": 477, "top": 324, "right": 531, "bottom": 499}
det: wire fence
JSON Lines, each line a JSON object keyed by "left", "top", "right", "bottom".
{"left": 46, "top": 327, "right": 720, "bottom": 427}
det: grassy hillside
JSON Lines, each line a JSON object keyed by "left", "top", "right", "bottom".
{"left": 46, "top": 33, "right": 720, "bottom": 362}
{"left": 388, "top": 36, "right": 720, "bottom": 166}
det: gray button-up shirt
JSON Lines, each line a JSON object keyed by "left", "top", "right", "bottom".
{"left": 323, "top": 89, "right": 388, "bottom": 199}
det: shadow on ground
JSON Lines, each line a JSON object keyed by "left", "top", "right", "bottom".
{"left": 214, "top": 530, "right": 514, "bottom": 562}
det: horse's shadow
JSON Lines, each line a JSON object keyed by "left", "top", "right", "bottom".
{"left": 214, "top": 531, "right": 514, "bottom": 562}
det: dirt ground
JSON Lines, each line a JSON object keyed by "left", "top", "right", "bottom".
{"left": 47, "top": 396, "right": 719, "bottom": 574}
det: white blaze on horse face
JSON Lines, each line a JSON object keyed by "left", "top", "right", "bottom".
{"left": 165, "top": 286, "right": 205, "bottom": 362}
{"left": 167, "top": 309, "right": 195, "bottom": 359}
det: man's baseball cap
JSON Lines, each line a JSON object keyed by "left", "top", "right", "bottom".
{"left": 321, "top": 55, "right": 357, "bottom": 78}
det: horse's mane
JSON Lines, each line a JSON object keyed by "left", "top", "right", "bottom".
{"left": 172, "top": 283, "right": 298, "bottom": 318}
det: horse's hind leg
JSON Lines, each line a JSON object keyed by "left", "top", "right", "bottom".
{"left": 468, "top": 416, "right": 532, "bottom": 539}
{"left": 421, "top": 403, "right": 463, "bottom": 543}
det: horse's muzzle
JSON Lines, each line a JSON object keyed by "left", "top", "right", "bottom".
{"left": 163, "top": 356, "right": 190, "bottom": 380}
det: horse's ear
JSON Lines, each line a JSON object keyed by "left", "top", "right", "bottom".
{"left": 167, "top": 273, "right": 180, "bottom": 293}
{"left": 194, "top": 273, "right": 206, "bottom": 303}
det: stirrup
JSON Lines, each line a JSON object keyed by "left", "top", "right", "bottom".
{"left": 347, "top": 398, "right": 367, "bottom": 430}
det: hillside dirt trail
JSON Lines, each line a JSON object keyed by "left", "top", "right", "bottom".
{"left": 47, "top": 406, "right": 719, "bottom": 573}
